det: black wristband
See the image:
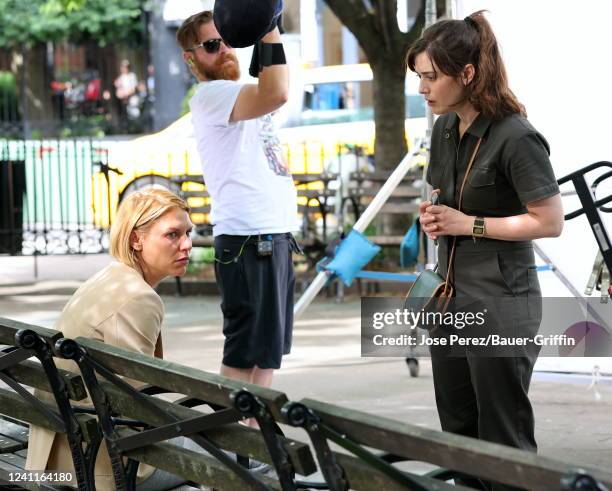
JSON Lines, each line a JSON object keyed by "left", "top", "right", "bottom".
{"left": 259, "top": 42, "right": 286, "bottom": 70}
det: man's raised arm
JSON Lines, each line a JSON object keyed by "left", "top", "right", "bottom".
{"left": 230, "top": 26, "right": 289, "bottom": 122}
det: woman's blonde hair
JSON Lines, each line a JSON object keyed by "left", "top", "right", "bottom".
{"left": 110, "top": 188, "right": 190, "bottom": 271}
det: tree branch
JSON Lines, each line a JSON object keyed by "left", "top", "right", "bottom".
{"left": 401, "top": 0, "right": 425, "bottom": 53}
{"left": 384, "top": 0, "right": 401, "bottom": 48}
{"left": 368, "top": 0, "right": 388, "bottom": 52}
{"left": 324, "top": 0, "right": 379, "bottom": 56}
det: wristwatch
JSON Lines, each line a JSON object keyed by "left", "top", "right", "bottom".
{"left": 472, "top": 216, "right": 486, "bottom": 240}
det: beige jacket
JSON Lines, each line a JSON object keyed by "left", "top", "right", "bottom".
{"left": 25, "top": 261, "right": 164, "bottom": 490}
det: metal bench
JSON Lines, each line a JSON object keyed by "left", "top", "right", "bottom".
{"left": 52, "top": 335, "right": 318, "bottom": 490}
{"left": 0, "top": 318, "right": 101, "bottom": 490}
{"left": 3, "top": 316, "right": 611, "bottom": 490}
{"left": 283, "top": 398, "right": 612, "bottom": 491}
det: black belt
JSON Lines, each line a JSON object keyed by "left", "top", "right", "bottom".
{"left": 215, "top": 232, "right": 293, "bottom": 242}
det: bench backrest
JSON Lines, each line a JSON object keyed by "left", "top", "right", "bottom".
{"left": 2, "top": 318, "right": 317, "bottom": 490}
{"left": 75, "top": 337, "right": 289, "bottom": 420}
{"left": 299, "top": 397, "right": 612, "bottom": 491}
{"left": 71, "top": 337, "right": 317, "bottom": 477}
{"left": 5, "top": 317, "right": 612, "bottom": 491}
{"left": 0, "top": 319, "right": 101, "bottom": 491}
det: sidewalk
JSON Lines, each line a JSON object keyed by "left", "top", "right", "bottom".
{"left": 0, "top": 254, "right": 113, "bottom": 286}
{"left": 1, "top": 267, "right": 611, "bottom": 471}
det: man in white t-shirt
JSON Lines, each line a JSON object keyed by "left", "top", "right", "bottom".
{"left": 176, "top": 10, "right": 298, "bottom": 393}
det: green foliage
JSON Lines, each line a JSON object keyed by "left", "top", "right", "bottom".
{"left": 0, "top": 0, "right": 144, "bottom": 48}
{"left": 45, "top": 0, "right": 86, "bottom": 11}
{"left": 0, "top": 71, "right": 20, "bottom": 121}
{"left": 0, "top": 72, "right": 18, "bottom": 101}
{"left": 181, "top": 83, "right": 198, "bottom": 116}
{"left": 58, "top": 114, "right": 108, "bottom": 137}
{"left": 186, "top": 247, "right": 216, "bottom": 276}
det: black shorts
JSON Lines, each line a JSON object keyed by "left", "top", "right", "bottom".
{"left": 213, "top": 233, "right": 296, "bottom": 369}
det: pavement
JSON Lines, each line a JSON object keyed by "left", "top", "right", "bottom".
{"left": 1, "top": 253, "right": 611, "bottom": 477}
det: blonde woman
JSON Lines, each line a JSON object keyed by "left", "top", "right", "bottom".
{"left": 26, "top": 188, "right": 193, "bottom": 491}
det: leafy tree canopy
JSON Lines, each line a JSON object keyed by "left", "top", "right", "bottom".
{"left": 0, "top": 0, "right": 145, "bottom": 48}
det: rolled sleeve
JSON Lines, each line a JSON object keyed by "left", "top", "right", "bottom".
{"left": 502, "top": 132, "right": 560, "bottom": 204}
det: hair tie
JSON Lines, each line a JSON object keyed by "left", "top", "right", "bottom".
{"left": 464, "top": 16, "right": 478, "bottom": 30}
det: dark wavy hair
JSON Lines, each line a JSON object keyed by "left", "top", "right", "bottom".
{"left": 406, "top": 10, "right": 526, "bottom": 120}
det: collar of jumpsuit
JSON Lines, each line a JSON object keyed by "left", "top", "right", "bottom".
{"left": 442, "top": 112, "right": 493, "bottom": 141}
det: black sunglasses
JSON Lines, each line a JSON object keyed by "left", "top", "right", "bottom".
{"left": 189, "top": 38, "right": 226, "bottom": 54}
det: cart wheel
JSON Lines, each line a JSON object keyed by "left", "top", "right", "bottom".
{"left": 405, "top": 358, "right": 419, "bottom": 377}
{"left": 118, "top": 175, "right": 180, "bottom": 203}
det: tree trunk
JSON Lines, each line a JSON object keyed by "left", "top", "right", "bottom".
{"left": 371, "top": 55, "right": 408, "bottom": 171}
{"left": 321, "top": 0, "right": 439, "bottom": 239}
{"left": 97, "top": 44, "right": 120, "bottom": 124}
{"left": 23, "top": 44, "right": 54, "bottom": 137}
{"left": 371, "top": 55, "right": 411, "bottom": 237}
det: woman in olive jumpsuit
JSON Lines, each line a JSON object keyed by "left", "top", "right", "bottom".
{"left": 407, "top": 11, "right": 564, "bottom": 490}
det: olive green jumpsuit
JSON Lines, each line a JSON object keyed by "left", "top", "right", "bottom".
{"left": 427, "top": 112, "right": 560, "bottom": 490}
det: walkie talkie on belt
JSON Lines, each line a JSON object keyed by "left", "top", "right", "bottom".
{"left": 256, "top": 234, "right": 274, "bottom": 257}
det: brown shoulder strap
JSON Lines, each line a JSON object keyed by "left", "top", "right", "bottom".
{"left": 443, "top": 137, "right": 483, "bottom": 293}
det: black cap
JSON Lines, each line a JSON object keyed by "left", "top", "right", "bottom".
{"left": 213, "top": 0, "right": 278, "bottom": 48}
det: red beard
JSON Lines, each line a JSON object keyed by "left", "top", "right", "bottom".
{"left": 198, "top": 53, "right": 240, "bottom": 81}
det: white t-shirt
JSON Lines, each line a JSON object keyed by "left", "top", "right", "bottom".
{"left": 115, "top": 72, "right": 138, "bottom": 100}
{"left": 190, "top": 80, "right": 299, "bottom": 237}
